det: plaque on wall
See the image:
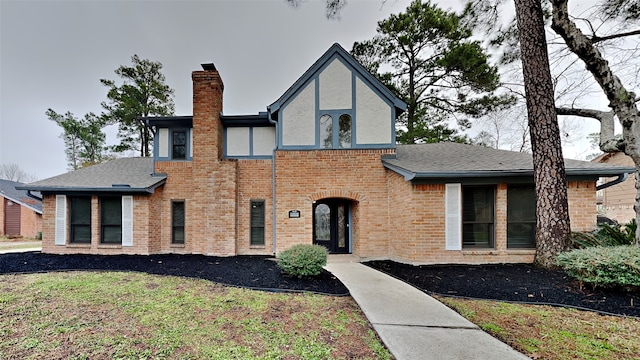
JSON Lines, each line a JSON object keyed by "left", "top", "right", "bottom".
{"left": 288, "top": 210, "right": 301, "bottom": 218}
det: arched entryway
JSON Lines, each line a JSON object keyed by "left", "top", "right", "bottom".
{"left": 313, "top": 198, "right": 351, "bottom": 254}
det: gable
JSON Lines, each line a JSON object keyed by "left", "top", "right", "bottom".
{"left": 269, "top": 43, "right": 406, "bottom": 150}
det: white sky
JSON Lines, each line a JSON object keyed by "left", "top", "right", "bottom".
{"left": 0, "top": 0, "right": 607, "bottom": 181}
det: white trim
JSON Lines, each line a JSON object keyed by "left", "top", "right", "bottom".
{"left": 445, "top": 184, "right": 462, "bottom": 250}
{"left": 55, "top": 195, "right": 66, "bottom": 245}
{"left": 121, "top": 196, "right": 133, "bottom": 247}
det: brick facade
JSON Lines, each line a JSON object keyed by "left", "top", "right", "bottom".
{"left": 35, "top": 59, "right": 607, "bottom": 265}
{"left": 0, "top": 195, "right": 42, "bottom": 238}
{"left": 593, "top": 152, "right": 636, "bottom": 223}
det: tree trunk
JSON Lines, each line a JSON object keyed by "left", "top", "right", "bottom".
{"left": 551, "top": 0, "right": 640, "bottom": 245}
{"left": 514, "top": 0, "right": 572, "bottom": 267}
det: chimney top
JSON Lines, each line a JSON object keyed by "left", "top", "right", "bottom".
{"left": 201, "top": 63, "right": 217, "bottom": 71}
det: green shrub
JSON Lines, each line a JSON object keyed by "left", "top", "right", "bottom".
{"left": 557, "top": 245, "right": 640, "bottom": 290}
{"left": 571, "top": 219, "right": 636, "bottom": 248}
{"left": 277, "top": 244, "right": 328, "bottom": 278}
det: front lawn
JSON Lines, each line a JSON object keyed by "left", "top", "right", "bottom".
{"left": 438, "top": 297, "right": 640, "bottom": 360}
{"left": 0, "top": 272, "right": 390, "bottom": 359}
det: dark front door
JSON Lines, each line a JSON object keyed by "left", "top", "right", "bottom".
{"left": 313, "top": 199, "right": 349, "bottom": 254}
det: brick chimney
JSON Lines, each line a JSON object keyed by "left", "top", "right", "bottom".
{"left": 192, "top": 63, "right": 224, "bottom": 162}
{"left": 190, "top": 63, "right": 237, "bottom": 255}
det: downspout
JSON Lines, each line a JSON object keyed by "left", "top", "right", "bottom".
{"left": 268, "top": 113, "right": 278, "bottom": 256}
{"left": 26, "top": 190, "right": 42, "bottom": 201}
{"left": 596, "top": 173, "right": 628, "bottom": 190}
{"left": 145, "top": 118, "right": 156, "bottom": 176}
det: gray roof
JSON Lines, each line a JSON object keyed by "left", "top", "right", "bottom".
{"left": 0, "top": 179, "right": 42, "bottom": 213}
{"left": 383, "top": 143, "right": 635, "bottom": 181}
{"left": 17, "top": 158, "right": 166, "bottom": 194}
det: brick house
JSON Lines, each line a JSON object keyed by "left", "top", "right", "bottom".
{"left": 592, "top": 151, "right": 636, "bottom": 223}
{"left": 20, "top": 43, "right": 635, "bottom": 264}
{"left": 0, "top": 179, "right": 42, "bottom": 238}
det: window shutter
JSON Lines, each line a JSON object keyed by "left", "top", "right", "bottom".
{"left": 445, "top": 184, "right": 462, "bottom": 250}
{"left": 121, "top": 196, "right": 133, "bottom": 247}
{"left": 55, "top": 195, "right": 67, "bottom": 245}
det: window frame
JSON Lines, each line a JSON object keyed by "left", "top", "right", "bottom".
{"left": 100, "top": 196, "right": 122, "bottom": 244}
{"left": 318, "top": 111, "right": 354, "bottom": 149}
{"left": 507, "top": 185, "right": 537, "bottom": 249}
{"left": 69, "top": 196, "right": 92, "bottom": 244}
{"left": 171, "top": 200, "right": 185, "bottom": 245}
{"left": 462, "top": 185, "right": 496, "bottom": 249}
{"left": 250, "top": 199, "right": 265, "bottom": 246}
{"left": 171, "top": 129, "right": 188, "bottom": 160}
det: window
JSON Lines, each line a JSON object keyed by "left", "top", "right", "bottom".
{"left": 101, "top": 197, "right": 122, "bottom": 244}
{"left": 70, "top": 196, "right": 91, "bottom": 244}
{"left": 250, "top": 200, "right": 265, "bottom": 246}
{"left": 319, "top": 113, "right": 353, "bottom": 148}
{"left": 462, "top": 186, "right": 495, "bottom": 248}
{"left": 172, "top": 130, "right": 187, "bottom": 159}
{"left": 319, "top": 115, "right": 333, "bottom": 149}
{"left": 507, "top": 186, "right": 536, "bottom": 248}
{"left": 172, "top": 201, "right": 185, "bottom": 244}
{"left": 338, "top": 114, "right": 352, "bottom": 149}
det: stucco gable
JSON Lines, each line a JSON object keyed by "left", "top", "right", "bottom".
{"left": 268, "top": 43, "right": 406, "bottom": 119}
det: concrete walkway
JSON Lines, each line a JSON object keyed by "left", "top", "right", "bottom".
{"left": 0, "top": 241, "right": 41, "bottom": 254}
{"left": 325, "top": 261, "right": 530, "bottom": 360}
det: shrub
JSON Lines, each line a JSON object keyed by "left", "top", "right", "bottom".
{"left": 571, "top": 219, "right": 636, "bottom": 248}
{"left": 277, "top": 244, "right": 328, "bottom": 278}
{"left": 557, "top": 245, "right": 640, "bottom": 290}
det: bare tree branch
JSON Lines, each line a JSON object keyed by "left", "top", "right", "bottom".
{"left": 592, "top": 29, "right": 640, "bottom": 43}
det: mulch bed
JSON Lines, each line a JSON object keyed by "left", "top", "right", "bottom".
{"left": 0, "top": 252, "right": 349, "bottom": 296}
{"left": 365, "top": 260, "right": 640, "bottom": 318}
{"left": 2, "top": 252, "right": 639, "bottom": 317}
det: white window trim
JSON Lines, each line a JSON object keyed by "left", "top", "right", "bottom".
{"left": 55, "top": 195, "right": 67, "bottom": 245}
{"left": 445, "top": 184, "right": 462, "bottom": 250}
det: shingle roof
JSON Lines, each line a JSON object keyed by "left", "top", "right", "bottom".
{"left": 383, "top": 143, "right": 635, "bottom": 181}
{"left": 0, "top": 179, "right": 42, "bottom": 213}
{"left": 17, "top": 158, "right": 166, "bottom": 194}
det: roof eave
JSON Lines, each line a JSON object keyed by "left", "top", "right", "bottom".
{"left": 17, "top": 177, "right": 166, "bottom": 195}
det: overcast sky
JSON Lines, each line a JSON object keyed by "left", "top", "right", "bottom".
{"left": 0, "top": 0, "right": 601, "bottom": 181}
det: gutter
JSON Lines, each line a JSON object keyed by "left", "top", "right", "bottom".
{"left": 597, "top": 172, "right": 629, "bottom": 190}
{"left": 268, "top": 113, "right": 278, "bottom": 256}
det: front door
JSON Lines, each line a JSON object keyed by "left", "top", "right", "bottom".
{"left": 313, "top": 199, "right": 349, "bottom": 254}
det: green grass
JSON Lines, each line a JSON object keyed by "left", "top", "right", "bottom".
{"left": 0, "top": 271, "right": 391, "bottom": 359}
{"left": 437, "top": 296, "right": 640, "bottom": 360}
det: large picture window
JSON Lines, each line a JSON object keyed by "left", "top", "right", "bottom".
{"left": 172, "top": 200, "right": 185, "bottom": 244}
{"left": 507, "top": 186, "right": 536, "bottom": 248}
{"left": 250, "top": 200, "right": 265, "bottom": 246}
{"left": 70, "top": 196, "right": 91, "bottom": 244}
{"left": 462, "top": 186, "right": 495, "bottom": 248}
{"left": 101, "top": 197, "right": 122, "bottom": 244}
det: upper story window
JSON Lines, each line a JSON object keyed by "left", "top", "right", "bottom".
{"left": 172, "top": 131, "right": 187, "bottom": 159}
{"left": 319, "top": 113, "right": 352, "bottom": 149}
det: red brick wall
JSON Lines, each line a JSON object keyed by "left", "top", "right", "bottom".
{"left": 0, "top": 195, "right": 42, "bottom": 238}
{"left": 41, "top": 194, "right": 153, "bottom": 255}
{"left": 236, "top": 159, "right": 273, "bottom": 255}
{"left": 273, "top": 149, "right": 395, "bottom": 257}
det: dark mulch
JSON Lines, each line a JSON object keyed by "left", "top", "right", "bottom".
{"left": 366, "top": 260, "right": 640, "bottom": 318}
{"left": 0, "top": 252, "right": 349, "bottom": 296}
{"left": 2, "top": 253, "right": 639, "bottom": 317}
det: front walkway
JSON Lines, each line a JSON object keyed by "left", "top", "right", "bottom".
{"left": 0, "top": 241, "right": 41, "bottom": 254}
{"left": 325, "top": 261, "right": 529, "bottom": 360}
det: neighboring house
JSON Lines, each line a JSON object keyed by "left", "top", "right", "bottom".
{"left": 593, "top": 151, "right": 636, "bottom": 223}
{"left": 0, "top": 179, "right": 43, "bottom": 238}
{"left": 20, "top": 43, "right": 635, "bottom": 264}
